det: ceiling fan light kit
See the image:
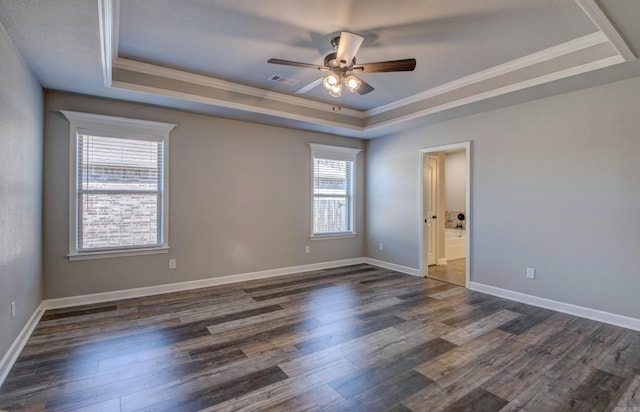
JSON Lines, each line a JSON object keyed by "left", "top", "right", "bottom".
{"left": 268, "top": 31, "right": 416, "bottom": 99}
{"left": 321, "top": 73, "right": 361, "bottom": 97}
{"left": 322, "top": 73, "right": 339, "bottom": 94}
{"left": 344, "top": 75, "right": 361, "bottom": 92}
{"left": 322, "top": 73, "right": 342, "bottom": 97}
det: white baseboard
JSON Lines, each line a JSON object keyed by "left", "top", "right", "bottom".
{"left": 438, "top": 258, "right": 448, "bottom": 265}
{"left": 44, "top": 257, "right": 367, "bottom": 310}
{"left": 364, "top": 258, "right": 422, "bottom": 277}
{"left": 0, "top": 301, "right": 45, "bottom": 388}
{"left": 470, "top": 282, "right": 640, "bottom": 332}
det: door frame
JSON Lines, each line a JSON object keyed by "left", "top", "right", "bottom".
{"left": 426, "top": 154, "right": 440, "bottom": 266}
{"left": 419, "top": 142, "right": 471, "bottom": 288}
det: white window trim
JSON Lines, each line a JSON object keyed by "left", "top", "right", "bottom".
{"left": 309, "top": 143, "right": 361, "bottom": 239}
{"left": 61, "top": 110, "right": 176, "bottom": 261}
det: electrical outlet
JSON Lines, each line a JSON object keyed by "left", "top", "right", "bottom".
{"left": 10, "top": 301, "right": 15, "bottom": 319}
{"left": 305, "top": 245, "right": 310, "bottom": 254}
{"left": 379, "top": 243, "right": 384, "bottom": 251}
{"left": 526, "top": 267, "right": 535, "bottom": 279}
{"left": 169, "top": 259, "right": 176, "bottom": 269}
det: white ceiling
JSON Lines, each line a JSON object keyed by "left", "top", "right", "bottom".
{"left": 1, "top": 0, "right": 639, "bottom": 138}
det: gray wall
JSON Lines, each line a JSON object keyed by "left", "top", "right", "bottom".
{"left": 445, "top": 151, "right": 466, "bottom": 211}
{"left": 43, "top": 92, "right": 365, "bottom": 299}
{"left": 366, "top": 76, "right": 640, "bottom": 319}
{"left": 0, "top": 24, "right": 43, "bottom": 359}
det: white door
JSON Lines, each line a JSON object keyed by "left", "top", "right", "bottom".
{"left": 427, "top": 156, "right": 438, "bottom": 266}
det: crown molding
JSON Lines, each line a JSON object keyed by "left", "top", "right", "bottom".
{"left": 366, "top": 31, "right": 610, "bottom": 117}
{"left": 112, "top": 58, "right": 366, "bottom": 119}
{"left": 111, "top": 79, "right": 365, "bottom": 133}
{"left": 575, "top": 0, "right": 635, "bottom": 62}
{"left": 366, "top": 54, "right": 624, "bottom": 132}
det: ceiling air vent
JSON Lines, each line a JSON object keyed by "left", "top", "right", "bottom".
{"left": 269, "top": 75, "right": 300, "bottom": 87}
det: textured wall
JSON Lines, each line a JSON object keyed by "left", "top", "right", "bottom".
{"left": 366, "top": 76, "right": 640, "bottom": 319}
{"left": 43, "top": 92, "right": 365, "bottom": 298}
{"left": 0, "top": 23, "right": 43, "bottom": 361}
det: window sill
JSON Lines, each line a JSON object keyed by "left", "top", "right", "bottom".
{"left": 68, "top": 247, "right": 170, "bottom": 261}
{"left": 310, "top": 233, "right": 357, "bottom": 240}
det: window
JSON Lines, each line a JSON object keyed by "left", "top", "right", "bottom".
{"left": 62, "top": 111, "right": 175, "bottom": 260}
{"left": 310, "top": 144, "right": 361, "bottom": 238}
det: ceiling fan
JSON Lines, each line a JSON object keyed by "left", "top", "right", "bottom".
{"left": 268, "top": 32, "right": 416, "bottom": 98}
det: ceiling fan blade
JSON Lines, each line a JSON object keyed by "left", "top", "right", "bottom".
{"left": 354, "top": 58, "right": 416, "bottom": 73}
{"left": 294, "top": 77, "right": 323, "bottom": 94}
{"left": 355, "top": 78, "right": 375, "bottom": 95}
{"left": 355, "top": 77, "right": 375, "bottom": 96}
{"left": 267, "top": 58, "right": 323, "bottom": 70}
{"left": 336, "top": 32, "right": 364, "bottom": 66}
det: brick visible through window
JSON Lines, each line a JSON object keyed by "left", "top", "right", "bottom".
{"left": 76, "top": 134, "right": 164, "bottom": 251}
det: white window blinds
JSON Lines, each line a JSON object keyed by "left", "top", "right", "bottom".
{"left": 313, "top": 158, "right": 353, "bottom": 234}
{"left": 310, "top": 144, "right": 361, "bottom": 237}
{"left": 76, "top": 134, "right": 164, "bottom": 251}
{"left": 62, "top": 110, "right": 175, "bottom": 259}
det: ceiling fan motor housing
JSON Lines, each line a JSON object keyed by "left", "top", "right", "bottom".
{"left": 324, "top": 52, "right": 356, "bottom": 70}
{"left": 331, "top": 36, "right": 341, "bottom": 50}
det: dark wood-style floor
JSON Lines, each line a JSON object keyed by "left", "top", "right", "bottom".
{"left": 1, "top": 264, "right": 639, "bottom": 412}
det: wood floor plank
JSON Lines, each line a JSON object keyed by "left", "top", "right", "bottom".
{"left": 313, "top": 297, "right": 406, "bottom": 324}
{"left": 439, "top": 387, "right": 507, "bottom": 412}
{"left": 615, "top": 374, "right": 640, "bottom": 409}
{"left": 261, "top": 384, "right": 344, "bottom": 412}
{"left": 498, "top": 305, "right": 556, "bottom": 335}
{"left": 205, "top": 305, "right": 309, "bottom": 335}
{"left": 561, "top": 368, "right": 630, "bottom": 411}
{"left": 328, "top": 369, "right": 433, "bottom": 412}
{"left": 440, "top": 309, "right": 521, "bottom": 345}
{"left": 295, "top": 313, "right": 405, "bottom": 354}
{"left": 241, "top": 266, "right": 378, "bottom": 293}
{"left": 116, "top": 347, "right": 299, "bottom": 412}
{"left": 125, "top": 365, "right": 289, "bottom": 411}
{"left": 250, "top": 282, "right": 339, "bottom": 301}
{"left": 40, "top": 304, "right": 120, "bottom": 322}
{"left": 241, "top": 305, "right": 406, "bottom": 357}
{"left": 496, "top": 322, "right": 628, "bottom": 410}
{"left": 346, "top": 322, "right": 455, "bottom": 369}
{"left": 97, "top": 346, "right": 192, "bottom": 374}
{"left": 196, "top": 317, "right": 322, "bottom": 358}
{"left": 415, "top": 328, "right": 515, "bottom": 382}
{"left": 598, "top": 329, "right": 640, "bottom": 379}
{"left": 279, "top": 328, "right": 406, "bottom": 379}
{"left": 480, "top": 317, "right": 602, "bottom": 401}
{"left": 404, "top": 314, "right": 575, "bottom": 410}
{"left": 427, "top": 286, "right": 467, "bottom": 300}
{"left": 395, "top": 291, "right": 478, "bottom": 321}
{"left": 329, "top": 338, "right": 452, "bottom": 398}
{"left": 203, "top": 358, "right": 360, "bottom": 412}
{"left": 68, "top": 397, "right": 121, "bottom": 412}
{"left": 0, "top": 264, "right": 636, "bottom": 412}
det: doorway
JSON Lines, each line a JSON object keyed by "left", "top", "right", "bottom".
{"left": 420, "top": 142, "right": 470, "bottom": 287}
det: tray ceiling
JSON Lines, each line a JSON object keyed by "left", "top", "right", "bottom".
{"left": 0, "top": 0, "right": 638, "bottom": 137}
